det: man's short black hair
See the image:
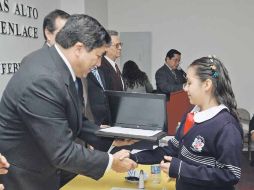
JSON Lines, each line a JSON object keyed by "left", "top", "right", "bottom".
{"left": 56, "top": 14, "right": 111, "bottom": 51}
{"left": 43, "top": 9, "right": 70, "bottom": 40}
{"left": 166, "top": 49, "right": 181, "bottom": 59}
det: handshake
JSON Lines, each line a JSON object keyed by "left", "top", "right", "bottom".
{"left": 111, "top": 149, "right": 137, "bottom": 173}
{"left": 0, "top": 153, "right": 10, "bottom": 190}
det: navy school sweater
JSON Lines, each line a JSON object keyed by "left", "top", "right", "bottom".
{"left": 130, "top": 108, "right": 243, "bottom": 190}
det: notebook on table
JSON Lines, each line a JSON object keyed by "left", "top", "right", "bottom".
{"left": 96, "top": 91, "right": 168, "bottom": 141}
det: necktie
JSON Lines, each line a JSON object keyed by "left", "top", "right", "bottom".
{"left": 171, "top": 70, "right": 178, "bottom": 81}
{"left": 91, "top": 68, "right": 104, "bottom": 90}
{"left": 74, "top": 80, "right": 79, "bottom": 92}
{"left": 115, "top": 63, "right": 125, "bottom": 90}
{"left": 183, "top": 112, "right": 194, "bottom": 135}
{"left": 81, "top": 78, "right": 94, "bottom": 121}
{"left": 115, "top": 63, "right": 121, "bottom": 77}
{"left": 75, "top": 78, "right": 84, "bottom": 104}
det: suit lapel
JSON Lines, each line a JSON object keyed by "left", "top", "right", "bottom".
{"left": 103, "top": 58, "right": 124, "bottom": 91}
{"left": 88, "top": 69, "right": 106, "bottom": 90}
{"left": 76, "top": 78, "right": 84, "bottom": 106}
{"left": 98, "top": 69, "right": 106, "bottom": 89}
{"left": 164, "top": 65, "right": 177, "bottom": 82}
{"left": 90, "top": 73, "right": 103, "bottom": 89}
{"left": 105, "top": 59, "right": 116, "bottom": 75}
{"left": 67, "top": 79, "right": 83, "bottom": 136}
{"left": 47, "top": 46, "right": 82, "bottom": 133}
{"left": 68, "top": 78, "right": 82, "bottom": 120}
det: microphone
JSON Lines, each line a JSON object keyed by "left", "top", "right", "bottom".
{"left": 177, "top": 66, "right": 186, "bottom": 79}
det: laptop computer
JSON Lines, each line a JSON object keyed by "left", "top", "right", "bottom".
{"left": 96, "top": 90, "right": 167, "bottom": 141}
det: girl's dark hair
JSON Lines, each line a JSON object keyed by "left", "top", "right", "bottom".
{"left": 189, "top": 56, "right": 239, "bottom": 121}
{"left": 122, "top": 60, "right": 148, "bottom": 89}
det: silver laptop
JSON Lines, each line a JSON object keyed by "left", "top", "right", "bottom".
{"left": 96, "top": 91, "right": 167, "bottom": 141}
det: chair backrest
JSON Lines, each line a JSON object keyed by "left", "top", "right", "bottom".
{"left": 250, "top": 115, "right": 254, "bottom": 132}
{"left": 237, "top": 108, "right": 251, "bottom": 147}
{"left": 237, "top": 108, "right": 251, "bottom": 123}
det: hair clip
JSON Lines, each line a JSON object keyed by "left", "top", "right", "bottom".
{"left": 209, "top": 64, "right": 218, "bottom": 78}
{"left": 210, "top": 65, "right": 217, "bottom": 70}
{"left": 212, "top": 71, "right": 219, "bottom": 78}
{"left": 207, "top": 55, "right": 217, "bottom": 63}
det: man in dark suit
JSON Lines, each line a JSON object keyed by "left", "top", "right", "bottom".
{"left": 85, "top": 30, "right": 132, "bottom": 152}
{"left": 99, "top": 30, "right": 125, "bottom": 91}
{"left": 87, "top": 30, "right": 124, "bottom": 129}
{"left": 155, "top": 49, "right": 186, "bottom": 98}
{"left": 43, "top": 9, "right": 84, "bottom": 107}
{"left": 87, "top": 67, "right": 108, "bottom": 125}
{"left": 85, "top": 67, "right": 114, "bottom": 151}
{"left": 43, "top": 9, "right": 70, "bottom": 46}
{"left": 0, "top": 14, "right": 137, "bottom": 190}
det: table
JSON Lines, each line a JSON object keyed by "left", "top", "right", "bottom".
{"left": 61, "top": 165, "right": 176, "bottom": 190}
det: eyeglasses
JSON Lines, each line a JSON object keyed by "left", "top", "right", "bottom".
{"left": 171, "top": 58, "right": 181, "bottom": 63}
{"left": 111, "top": 42, "right": 123, "bottom": 49}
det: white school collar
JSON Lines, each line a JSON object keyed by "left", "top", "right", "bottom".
{"left": 191, "top": 104, "right": 229, "bottom": 123}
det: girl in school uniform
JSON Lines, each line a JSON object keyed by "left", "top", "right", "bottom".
{"left": 129, "top": 56, "right": 243, "bottom": 190}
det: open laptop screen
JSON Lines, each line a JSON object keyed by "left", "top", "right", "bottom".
{"left": 105, "top": 91, "right": 167, "bottom": 131}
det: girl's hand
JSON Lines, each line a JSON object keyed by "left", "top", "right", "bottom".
{"left": 160, "top": 156, "right": 172, "bottom": 174}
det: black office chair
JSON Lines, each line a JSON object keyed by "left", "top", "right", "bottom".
{"left": 249, "top": 115, "right": 254, "bottom": 165}
{"left": 237, "top": 108, "right": 252, "bottom": 160}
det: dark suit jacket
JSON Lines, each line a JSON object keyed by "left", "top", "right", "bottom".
{"left": 155, "top": 64, "right": 186, "bottom": 95}
{"left": 99, "top": 56, "right": 124, "bottom": 91}
{"left": 87, "top": 70, "right": 110, "bottom": 125}
{"left": 0, "top": 46, "right": 109, "bottom": 190}
{"left": 86, "top": 70, "right": 113, "bottom": 151}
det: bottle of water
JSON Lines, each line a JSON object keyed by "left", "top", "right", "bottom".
{"left": 151, "top": 164, "right": 161, "bottom": 184}
{"left": 138, "top": 169, "right": 145, "bottom": 189}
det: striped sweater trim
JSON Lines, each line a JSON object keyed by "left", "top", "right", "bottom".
{"left": 181, "top": 146, "right": 241, "bottom": 179}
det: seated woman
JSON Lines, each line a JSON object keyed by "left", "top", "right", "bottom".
{"left": 122, "top": 60, "right": 153, "bottom": 93}
{"left": 127, "top": 56, "right": 243, "bottom": 190}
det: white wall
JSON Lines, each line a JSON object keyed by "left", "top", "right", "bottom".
{"left": 108, "top": 0, "right": 254, "bottom": 114}
{"left": 60, "top": 0, "right": 85, "bottom": 14}
{"left": 1, "top": 0, "right": 253, "bottom": 114}
{"left": 0, "top": 0, "right": 60, "bottom": 96}
{"left": 84, "top": 0, "right": 108, "bottom": 28}
{"left": 60, "top": 0, "right": 108, "bottom": 27}
{"left": 0, "top": 0, "right": 108, "bottom": 98}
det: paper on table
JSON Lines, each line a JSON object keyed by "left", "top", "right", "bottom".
{"left": 99, "top": 126, "right": 161, "bottom": 137}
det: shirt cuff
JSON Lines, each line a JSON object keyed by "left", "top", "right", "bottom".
{"left": 169, "top": 157, "right": 182, "bottom": 178}
{"left": 105, "top": 153, "right": 113, "bottom": 172}
{"left": 130, "top": 153, "right": 138, "bottom": 163}
{"left": 107, "top": 145, "right": 115, "bottom": 153}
